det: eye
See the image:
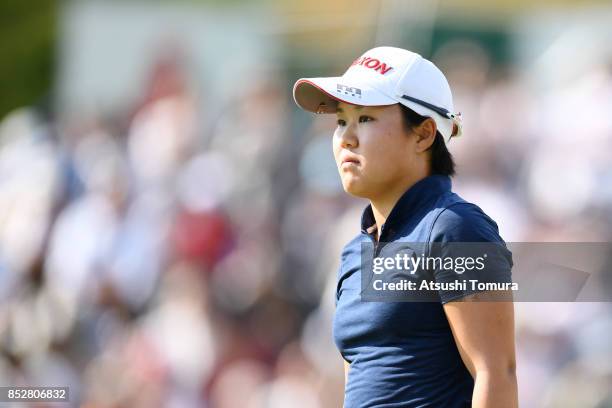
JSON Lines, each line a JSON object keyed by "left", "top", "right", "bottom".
{"left": 359, "top": 115, "right": 373, "bottom": 123}
{"left": 337, "top": 119, "right": 346, "bottom": 127}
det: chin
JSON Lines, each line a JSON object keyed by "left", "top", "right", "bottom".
{"left": 342, "top": 179, "right": 370, "bottom": 198}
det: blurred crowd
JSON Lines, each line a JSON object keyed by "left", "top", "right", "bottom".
{"left": 1, "top": 20, "right": 612, "bottom": 408}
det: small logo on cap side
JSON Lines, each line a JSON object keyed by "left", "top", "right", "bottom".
{"left": 316, "top": 103, "right": 328, "bottom": 114}
{"left": 350, "top": 56, "right": 394, "bottom": 75}
{"left": 337, "top": 84, "right": 362, "bottom": 98}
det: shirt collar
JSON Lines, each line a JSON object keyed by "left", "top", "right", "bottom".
{"left": 360, "top": 175, "right": 452, "bottom": 239}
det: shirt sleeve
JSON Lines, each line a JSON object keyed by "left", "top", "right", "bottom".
{"left": 335, "top": 259, "right": 342, "bottom": 307}
{"left": 335, "top": 239, "right": 355, "bottom": 307}
{"left": 428, "top": 203, "right": 513, "bottom": 304}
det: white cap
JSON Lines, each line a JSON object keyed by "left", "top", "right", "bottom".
{"left": 293, "top": 46, "right": 462, "bottom": 142}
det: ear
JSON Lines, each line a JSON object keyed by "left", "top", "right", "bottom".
{"left": 413, "top": 118, "right": 437, "bottom": 153}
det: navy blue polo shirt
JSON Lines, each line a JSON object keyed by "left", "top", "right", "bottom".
{"left": 333, "top": 175, "right": 513, "bottom": 408}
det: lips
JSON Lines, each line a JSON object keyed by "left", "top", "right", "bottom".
{"left": 340, "top": 153, "right": 361, "bottom": 166}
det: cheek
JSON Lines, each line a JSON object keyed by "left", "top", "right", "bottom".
{"left": 332, "top": 133, "right": 342, "bottom": 164}
{"left": 332, "top": 130, "right": 340, "bottom": 151}
{"left": 368, "top": 146, "right": 404, "bottom": 180}
{"left": 361, "top": 128, "right": 408, "bottom": 170}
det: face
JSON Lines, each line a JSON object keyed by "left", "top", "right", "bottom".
{"left": 333, "top": 102, "right": 420, "bottom": 199}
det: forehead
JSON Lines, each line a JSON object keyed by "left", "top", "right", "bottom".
{"left": 336, "top": 102, "right": 397, "bottom": 114}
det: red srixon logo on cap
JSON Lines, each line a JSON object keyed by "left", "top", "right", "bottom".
{"left": 350, "top": 56, "right": 394, "bottom": 75}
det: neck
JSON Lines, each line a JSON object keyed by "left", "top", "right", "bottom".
{"left": 370, "top": 172, "right": 429, "bottom": 240}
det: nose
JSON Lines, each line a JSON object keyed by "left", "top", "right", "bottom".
{"left": 338, "top": 122, "right": 359, "bottom": 149}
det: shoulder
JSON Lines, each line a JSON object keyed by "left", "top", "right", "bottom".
{"left": 430, "top": 201, "right": 504, "bottom": 243}
{"left": 336, "top": 233, "right": 369, "bottom": 283}
{"left": 339, "top": 234, "right": 364, "bottom": 263}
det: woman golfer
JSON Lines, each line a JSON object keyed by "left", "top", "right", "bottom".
{"left": 293, "top": 47, "right": 517, "bottom": 407}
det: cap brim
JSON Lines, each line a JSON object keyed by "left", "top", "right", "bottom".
{"left": 293, "top": 77, "right": 397, "bottom": 114}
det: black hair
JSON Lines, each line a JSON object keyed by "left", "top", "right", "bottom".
{"left": 398, "top": 103, "right": 456, "bottom": 177}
